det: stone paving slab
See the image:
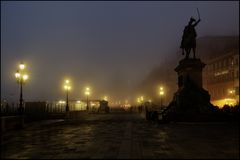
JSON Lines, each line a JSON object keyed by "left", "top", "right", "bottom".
{"left": 1, "top": 113, "right": 239, "bottom": 159}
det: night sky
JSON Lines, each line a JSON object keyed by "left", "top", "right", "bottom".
{"left": 1, "top": 1, "right": 239, "bottom": 103}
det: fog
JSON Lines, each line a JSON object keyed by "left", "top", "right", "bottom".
{"left": 1, "top": 1, "right": 239, "bottom": 104}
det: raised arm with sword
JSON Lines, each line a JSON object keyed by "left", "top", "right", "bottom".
{"left": 180, "top": 8, "right": 201, "bottom": 59}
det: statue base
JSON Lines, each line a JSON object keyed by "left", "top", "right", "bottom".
{"left": 163, "top": 58, "right": 215, "bottom": 122}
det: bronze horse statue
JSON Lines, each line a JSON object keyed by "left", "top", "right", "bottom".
{"left": 180, "top": 17, "right": 201, "bottom": 59}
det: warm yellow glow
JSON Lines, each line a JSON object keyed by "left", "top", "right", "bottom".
{"left": 19, "top": 63, "right": 25, "bottom": 70}
{"left": 85, "top": 87, "right": 91, "bottom": 95}
{"left": 15, "top": 62, "right": 29, "bottom": 83}
{"left": 229, "top": 89, "right": 235, "bottom": 94}
{"left": 140, "top": 96, "right": 144, "bottom": 101}
{"left": 103, "top": 96, "right": 108, "bottom": 101}
{"left": 77, "top": 100, "right": 81, "bottom": 103}
{"left": 63, "top": 79, "right": 71, "bottom": 90}
{"left": 85, "top": 91, "right": 90, "bottom": 95}
{"left": 91, "top": 102, "right": 96, "bottom": 106}
{"left": 149, "top": 99, "right": 152, "bottom": 103}
{"left": 23, "top": 74, "right": 28, "bottom": 80}
{"left": 211, "top": 98, "right": 237, "bottom": 108}
{"left": 137, "top": 98, "right": 140, "bottom": 103}
{"left": 64, "top": 85, "right": 71, "bottom": 90}
{"left": 58, "top": 100, "right": 66, "bottom": 104}
{"left": 159, "top": 86, "right": 164, "bottom": 95}
{"left": 15, "top": 72, "right": 20, "bottom": 78}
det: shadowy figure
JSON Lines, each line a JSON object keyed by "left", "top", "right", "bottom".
{"left": 180, "top": 17, "right": 201, "bottom": 59}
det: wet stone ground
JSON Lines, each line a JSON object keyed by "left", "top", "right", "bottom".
{"left": 1, "top": 112, "right": 239, "bottom": 159}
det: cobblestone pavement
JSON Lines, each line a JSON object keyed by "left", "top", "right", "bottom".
{"left": 1, "top": 112, "right": 239, "bottom": 159}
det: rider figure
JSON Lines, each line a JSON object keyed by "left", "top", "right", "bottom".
{"left": 180, "top": 17, "right": 201, "bottom": 59}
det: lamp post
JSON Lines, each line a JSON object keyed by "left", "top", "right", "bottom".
{"left": 85, "top": 87, "right": 90, "bottom": 111}
{"left": 159, "top": 87, "right": 164, "bottom": 107}
{"left": 15, "top": 63, "right": 29, "bottom": 115}
{"left": 64, "top": 79, "right": 71, "bottom": 112}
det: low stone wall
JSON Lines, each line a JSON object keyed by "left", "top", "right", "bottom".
{"left": 24, "top": 113, "right": 65, "bottom": 123}
{"left": 1, "top": 116, "right": 24, "bottom": 132}
{"left": 66, "top": 111, "right": 88, "bottom": 120}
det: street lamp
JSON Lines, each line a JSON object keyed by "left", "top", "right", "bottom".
{"left": 159, "top": 87, "right": 164, "bottom": 107}
{"left": 15, "top": 62, "right": 29, "bottom": 115}
{"left": 85, "top": 87, "right": 90, "bottom": 111}
{"left": 228, "top": 89, "right": 235, "bottom": 95}
{"left": 63, "top": 79, "right": 71, "bottom": 112}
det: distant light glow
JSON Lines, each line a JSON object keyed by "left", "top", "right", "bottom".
{"left": 214, "top": 70, "right": 228, "bottom": 76}
{"left": 23, "top": 74, "right": 28, "bottom": 80}
{"left": 19, "top": 63, "right": 25, "bottom": 70}
{"left": 15, "top": 72, "right": 20, "bottom": 78}
{"left": 58, "top": 100, "right": 66, "bottom": 104}
{"left": 211, "top": 98, "right": 237, "bottom": 108}
{"left": 15, "top": 62, "right": 29, "bottom": 83}
{"left": 85, "top": 87, "right": 91, "bottom": 95}
{"left": 137, "top": 98, "right": 140, "bottom": 103}
{"left": 159, "top": 86, "right": 164, "bottom": 95}
{"left": 228, "top": 89, "right": 235, "bottom": 94}
{"left": 103, "top": 96, "right": 108, "bottom": 101}
{"left": 63, "top": 79, "right": 71, "bottom": 91}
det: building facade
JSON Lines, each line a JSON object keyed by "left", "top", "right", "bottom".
{"left": 203, "top": 49, "right": 239, "bottom": 107}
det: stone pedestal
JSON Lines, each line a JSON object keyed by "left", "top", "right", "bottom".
{"left": 175, "top": 58, "right": 205, "bottom": 89}
{"left": 163, "top": 58, "right": 214, "bottom": 122}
